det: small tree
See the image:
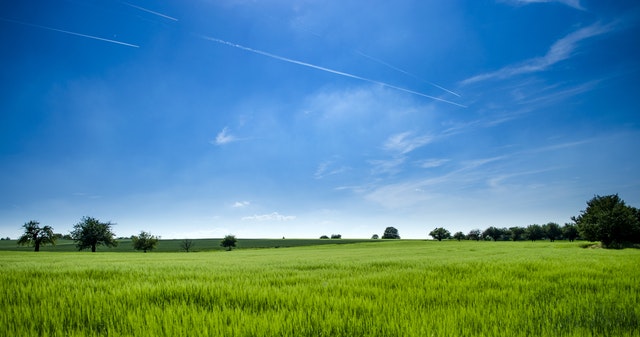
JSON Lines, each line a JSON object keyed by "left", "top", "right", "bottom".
{"left": 17, "top": 221, "right": 56, "bottom": 252}
{"left": 320, "top": 235, "right": 329, "bottom": 239}
{"left": 221, "top": 235, "right": 237, "bottom": 251}
{"left": 543, "top": 222, "right": 562, "bottom": 242}
{"left": 132, "top": 231, "right": 159, "bottom": 253}
{"left": 180, "top": 239, "right": 195, "bottom": 252}
{"left": 483, "top": 226, "right": 503, "bottom": 241}
{"left": 525, "top": 224, "right": 545, "bottom": 242}
{"left": 371, "top": 234, "right": 379, "bottom": 239}
{"left": 382, "top": 227, "right": 400, "bottom": 239}
{"left": 70, "top": 216, "right": 118, "bottom": 252}
{"left": 330, "top": 234, "right": 342, "bottom": 239}
{"left": 429, "top": 227, "right": 451, "bottom": 241}
{"left": 467, "top": 229, "right": 482, "bottom": 241}
{"left": 562, "top": 223, "right": 579, "bottom": 242}
{"left": 453, "top": 231, "right": 466, "bottom": 241}
{"left": 509, "top": 226, "right": 526, "bottom": 241}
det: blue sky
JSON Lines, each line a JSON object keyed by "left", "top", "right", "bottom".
{"left": 1, "top": 0, "right": 639, "bottom": 239}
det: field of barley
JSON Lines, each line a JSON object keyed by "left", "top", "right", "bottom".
{"left": 1, "top": 240, "right": 639, "bottom": 337}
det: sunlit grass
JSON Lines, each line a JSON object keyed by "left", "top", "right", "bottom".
{"left": 1, "top": 241, "right": 638, "bottom": 336}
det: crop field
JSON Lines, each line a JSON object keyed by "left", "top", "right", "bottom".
{"left": 1, "top": 240, "right": 639, "bottom": 337}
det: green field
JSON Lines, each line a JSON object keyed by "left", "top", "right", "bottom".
{"left": 1, "top": 241, "right": 639, "bottom": 336}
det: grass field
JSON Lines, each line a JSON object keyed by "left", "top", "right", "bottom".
{"left": 1, "top": 240, "right": 638, "bottom": 336}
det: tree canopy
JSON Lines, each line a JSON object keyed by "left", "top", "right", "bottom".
{"left": 132, "top": 231, "right": 159, "bottom": 253}
{"left": 17, "top": 221, "right": 56, "bottom": 252}
{"left": 572, "top": 194, "right": 640, "bottom": 248}
{"left": 221, "top": 235, "right": 237, "bottom": 251}
{"left": 382, "top": 227, "right": 400, "bottom": 239}
{"left": 429, "top": 227, "right": 451, "bottom": 241}
{"left": 70, "top": 216, "right": 118, "bottom": 252}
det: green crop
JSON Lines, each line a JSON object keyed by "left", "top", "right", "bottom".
{"left": 1, "top": 241, "right": 638, "bottom": 336}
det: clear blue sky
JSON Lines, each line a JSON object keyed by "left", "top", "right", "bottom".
{"left": 1, "top": 0, "right": 639, "bottom": 239}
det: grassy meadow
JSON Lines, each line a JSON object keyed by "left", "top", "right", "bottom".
{"left": 1, "top": 240, "right": 638, "bottom": 336}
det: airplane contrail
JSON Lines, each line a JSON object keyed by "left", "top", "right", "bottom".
{"left": 1, "top": 18, "right": 139, "bottom": 48}
{"left": 356, "top": 50, "right": 461, "bottom": 97}
{"left": 202, "top": 36, "right": 466, "bottom": 108}
{"left": 121, "top": 2, "right": 179, "bottom": 22}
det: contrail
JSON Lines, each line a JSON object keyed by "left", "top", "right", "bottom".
{"left": 1, "top": 18, "right": 139, "bottom": 48}
{"left": 202, "top": 36, "right": 466, "bottom": 108}
{"left": 356, "top": 50, "right": 461, "bottom": 97}
{"left": 121, "top": 2, "right": 178, "bottom": 21}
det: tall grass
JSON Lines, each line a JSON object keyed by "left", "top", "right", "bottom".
{"left": 1, "top": 241, "right": 638, "bottom": 336}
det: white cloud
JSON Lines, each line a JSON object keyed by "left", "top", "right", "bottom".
{"left": 212, "top": 127, "right": 237, "bottom": 145}
{"left": 232, "top": 201, "right": 250, "bottom": 208}
{"left": 384, "top": 131, "right": 433, "bottom": 154}
{"left": 369, "top": 157, "right": 406, "bottom": 175}
{"left": 461, "top": 22, "right": 612, "bottom": 85}
{"left": 419, "top": 158, "right": 450, "bottom": 168}
{"left": 499, "top": 0, "right": 585, "bottom": 10}
{"left": 242, "top": 212, "right": 296, "bottom": 221}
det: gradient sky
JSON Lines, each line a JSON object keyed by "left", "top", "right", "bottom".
{"left": 1, "top": 0, "right": 639, "bottom": 239}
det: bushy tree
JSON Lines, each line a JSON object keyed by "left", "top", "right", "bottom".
{"left": 525, "top": 224, "right": 545, "bottom": 242}
{"left": 562, "top": 223, "right": 579, "bottom": 242}
{"left": 467, "top": 229, "right": 482, "bottom": 241}
{"left": 509, "top": 226, "right": 526, "bottom": 241}
{"left": 17, "top": 220, "right": 56, "bottom": 252}
{"left": 543, "top": 222, "right": 562, "bottom": 242}
{"left": 429, "top": 227, "right": 451, "bottom": 241}
{"left": 382, "top": 227, "right": 400, "bottom": 239}
{"left": 320, "top": 235, "right": 329, "bottom": 239}
{"left": 572, "top": 194, "right": 640, "bottom": 248}
{"left": 71, "top": 216, "right": 118, "bottom": 252}
{"left": 483, "top": 226, "right": 503, "bottom": 241}
{"left": 371, "top": 234, "right": 379, "bottom": 239}
{"left": 453, "top": 231, "right": 466, "bottom": 241}
{"left": 331, "top": 234, "right": 342, "bottom": 239}
{"left": 132, "top": 231, "right": 159, "bottom": 253}
{"left": 221, "top": 235, "right": 237, "bottom": 251}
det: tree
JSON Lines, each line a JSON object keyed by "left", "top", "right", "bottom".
{"left": 132, "top": 231, "right": 159, "bottom": 253}
{"left": 483, "top": 226, "right": 503, "bottom": 241}
{"left": 220, "top": 235, "right": 237, "bottom": 251}
{"left": 371, "top": 234, "right": 379, "bottom": 239}
{"left": 509, "top": 226, "right": 526, "bottom": 241}
{"left": 453, "top": 231, "right": 466, "bottom": 241}
{"left": 467, "top": 229, "right": 482, "bottom": 241}
{"left": 562, "top": 223, "right": 579, "bottom": 242}
{"left": 572, "top": 194, "right": 640, "bottom": 248}
{"left": 525, "top": 224, "right": 544, "bottom": 242}
{"left": 70, "top": 216, "right": 118, "bottom": 252}
{"left": 382, "top": 227, "right": 400, "bottom": 239}
{"left": 180, "top": 239, "right": 195, "bottom": 252}
{"left": 17, "top": 220, "right": 56, "bottom": 252}
{"left": 543, "top": 222, "right": 562, "bottom": 242}
{"left": 429, "top": 227, "right": 451, "bottom": 241}
{"left": 330, "top": 234, "right": 342, "bottom": 239}
{"left": 320, "top": 235, "right": 329, "bottom": 239}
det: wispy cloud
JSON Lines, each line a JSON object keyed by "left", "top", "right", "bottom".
{"left": 0, "top": 18, "right": 139, "bottom": 48}
{"left": 232, "top": 201, "right": 250, "bottom": 208}
{"left": 384, "top": 132, "right": 433, "bottom": 154}
{"left": 462, "top": 22, "right": 613, "bottom": 85}
{"left": 212, "top": 127, "right": 238, "bottom": 145}
{"left": 242, "top": 212, "right": 296, "bottom": 221}
{"left": 121, "top": 2, "right": 179, "bottom": 21}
{"left": 499, "top": 0, "right": 585, "bottom": 11}
{"left": 201, "top": 35, "right": 466, "bottom": 107}
{"left": 314, "top": 161, "right": 349, "bottom": 179}
{"left": 369, "top": 157, "right": 407, "bottom": 175}
{"left": 418, "top": 158, "right": 450, "bottom": 168}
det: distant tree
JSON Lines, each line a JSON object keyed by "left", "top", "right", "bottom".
{"left": 543, "top": 222, "right": 562, "bottom": 242}
{"left": 320, "top": 235, "right": 329, "bottom": 239}
{"left": 483, "top": 226, "right": 503, "bottom": 241}
{"left": 453, "top": 231, "right": 466, "bottom": 241}
{"left": 371, "top": 234, "right": 379, "bottom": 239}
{"left": 525, "top": 224, "right": 545, "bottom": 242}
{"left": 331, "top": 234, "right": 342, "bottom": 239}
{"left": 508, "top": 227, "right": 526, "bottom": 241}
{"left": 467, "top": 229, "right": 482, "bottom": 241}
{"left": 180, "top": 239, "right": 195, "bottom": 252}
{"left": 17, "top": 220, "right": 56, "bottom": 252}
{"left": 429, "top": 227, "right": 451, "bottom": 241}
{"left": 562, "top": 223, "right": 579, "bottom": 242}
{"left": 382, "top": 227, "right": 400, "bottom": 239}
{"left": 70, "top": 216, "right": 118, "bottom": 252}
{"left": 132, "top": 231, "right": 159, "bottom": 253}
{"left": 220, "top": 235, "right": 237, "bottom": 251}
{"left": 572, "top": 194, "right": 640, "bottom": 248}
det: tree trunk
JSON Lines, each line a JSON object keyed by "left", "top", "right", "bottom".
{"left": 34, "top": 242, "right": 40, "bottom": 252}
{"left": 91, "top": 244, "right": 96, "bottom": 252}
